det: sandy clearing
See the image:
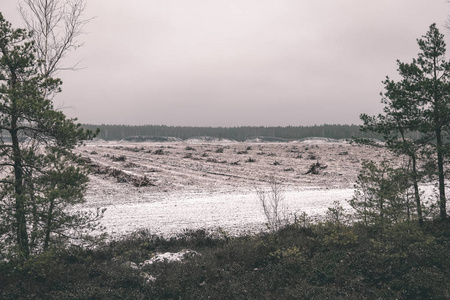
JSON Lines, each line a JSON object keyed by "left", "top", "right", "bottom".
{"left": 75, "top": 140, "right": 393, "bottom": 237}
{"left": 91, "top": 187, "right": 354, "bottom": 236}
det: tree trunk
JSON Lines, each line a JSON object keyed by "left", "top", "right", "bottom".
{"left": 11, "top": 127, "right": 30, "bottom": 259}
{"left": 411, "top": 156, "right": 424, "bottom": 226}
{"left": 436, "top": 129, "right": 447, "bottom": 221}
{"left": 432, "top": 53, "right": 447, "bottom": 221}
{"left": 43, "top": 197, "right": 55, "bottom": 250}
{"left": 29, "top": 193, "right": 38, "bottom": 251}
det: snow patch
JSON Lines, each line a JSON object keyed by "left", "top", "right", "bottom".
{"left": 122, "top": 136, "right": 182, "bottom": 142}
{"left": 185, "top": 136, "right": 237, "bottom": 143}
{"left": 245, "top": 136, "right": 291, "bottom": 143}
{"left": 141, "top": 249, "right": 199, "bottom": 266}
{"left": 76, "top": 140, "right": 393, "bottom": 238}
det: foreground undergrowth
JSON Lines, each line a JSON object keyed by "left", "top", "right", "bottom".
{"left": 1, "top": 220, "right": 449, "bottom": 299}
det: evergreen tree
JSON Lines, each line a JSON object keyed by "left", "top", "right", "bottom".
{"left": 0, "top": 13, "right": 99, "bottom": 260}
{"left": 350, "top": 161, "right": 410, "bottom": 228}
{"left": 360, "top": 24, "right": 450, "bottom": 221}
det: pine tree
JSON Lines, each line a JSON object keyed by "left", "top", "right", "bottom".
{"left": 0, "top": 13, "right": 100, "bottom": 260}
{"left": 350, "top": 161, "right": 410, "bottom": 228}
{"left": 360, "top": 24, "right": 450, "bottom": 221}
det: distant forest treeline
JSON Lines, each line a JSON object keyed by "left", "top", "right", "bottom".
{"left": 81, "top": 124, "right": 381, "bottom": 141}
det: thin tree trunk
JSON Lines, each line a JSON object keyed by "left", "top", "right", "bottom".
{"left": 411, "top": 155, "right": 424, "bottom": 226}
{"left": 432, "top": 55, "right": 447, "bottom": 221}
{"left": 43, "top": 198, "right": 55, "bottom": 250}
{"left": 436, "top": 129, "right": 447, "bottom": 221}
{"left": 11, "top": 126, "right": 30, "bottom": 259}
{"left": 29, "top": 198, "right": 38, "bottom": 250}
{"left": 6, "top": 54, "right": 30, "bottom": 259}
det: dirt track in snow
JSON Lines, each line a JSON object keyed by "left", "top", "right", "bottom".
{"left": 75, "top": 140, "right": 391, "bottom": 236}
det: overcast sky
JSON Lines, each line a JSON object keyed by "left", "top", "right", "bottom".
{"left": 2, "top": 1, "right": 449, "bottom": 126}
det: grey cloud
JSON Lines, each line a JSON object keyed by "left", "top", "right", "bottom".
{"left": 2, "top": 0, "right": 449, "bottom": 126}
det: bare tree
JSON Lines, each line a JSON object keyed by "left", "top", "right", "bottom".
{"left": 447, "top": 1, "right": 450, "bottom": 32}
{"left": 18, "top": 0, "right": 90, "bottom": 79}
{"left": 256, "top": 179, "right": 288, "bottom": 232}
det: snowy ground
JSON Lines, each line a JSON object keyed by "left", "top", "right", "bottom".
{"left": 75, "top": 139, "right": 392, "bottom": 237}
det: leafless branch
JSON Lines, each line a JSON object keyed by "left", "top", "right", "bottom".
{"left": 256, "top": 178, "right": 288, "bottom": 232}
{"left": 18, "top": 0, "right": 91, "bottom": 78}
{"left": 446, "top": 1, "right": 450, "bottom": 31}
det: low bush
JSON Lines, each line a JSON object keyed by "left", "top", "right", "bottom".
{"left": 236, "top": 150, "right": 248, "bottom": 155}
{"left": 111, "top": 155, "right": 127, "bottom": 162}
{"left": 1, "top": 220, "right": 449, "bottom": 299}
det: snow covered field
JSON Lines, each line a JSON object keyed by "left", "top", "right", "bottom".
{"left": 76, "top": 139, "right": 391, "bottom": 237}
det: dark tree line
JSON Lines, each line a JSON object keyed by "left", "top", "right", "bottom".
{"left": 81, "top": 124, "right": 381, "bottom": 141}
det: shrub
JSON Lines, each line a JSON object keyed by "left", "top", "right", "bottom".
{"left": 1, "top": 219, "right": 450, "bottom": 299}
{"left": 112, "top": 155, "right": 126, "bottom": 162}
{"left": 154, "top": 149, "right": 164, "bottom": 155}
{"left": 256, "top": 180, "right": 288, "bottom": 232}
